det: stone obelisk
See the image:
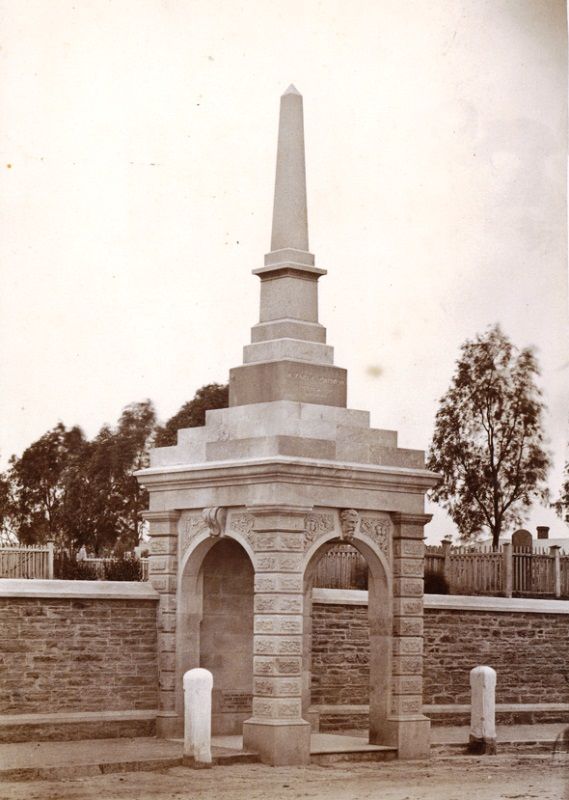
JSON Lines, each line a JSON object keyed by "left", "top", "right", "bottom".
{"left": 270, "top": 85, "right": 309, "bottom": 253}
{"left": 229, "top": 85, "right": 347, "bottom": 408}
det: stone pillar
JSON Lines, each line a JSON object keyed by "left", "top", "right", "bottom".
{"left": 382, "top": 512, "right": 431, "bottom": 759}
{"left": 183, "top": 668, "right": 213, "bottom": 767}
{"left": 468, "top": 666, "right": 497, "bottom": 754}
{"left": 242, "top": 505, "right": 312, "bottom": 766}
{"left": 143, "top": 509, "right": 180, "bottom": 737}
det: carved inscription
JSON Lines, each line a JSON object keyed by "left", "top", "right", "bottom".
{"left": 359, "top": 516, "right": 392, "bottom": 558}
{"left": 221, "top": 692, "right": 252, "bottom": 713}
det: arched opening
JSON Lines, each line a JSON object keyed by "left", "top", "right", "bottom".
{"left": 177, "top": 536, "right": 254, "bottom": 736}
{"left": 303, "top": 537, "right": 391, "bottom": 745}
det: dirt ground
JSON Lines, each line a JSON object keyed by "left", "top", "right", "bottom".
{"left": 0, "top": 755, "right": 568, "bottom": 800}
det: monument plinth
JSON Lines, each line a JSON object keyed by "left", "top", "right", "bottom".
{"left": 137, "top": 86, "right": 439, "bottom": 765}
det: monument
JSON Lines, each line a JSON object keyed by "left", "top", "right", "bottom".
{"left": 137, "top": 85, "right": 439, "bottom": 765}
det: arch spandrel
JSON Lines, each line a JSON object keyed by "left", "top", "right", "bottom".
{"left": 302, "top": 508, "right": 393, "bottom": 581}
{"left": 178, "top": 507, "right": 257, "bottom": 577}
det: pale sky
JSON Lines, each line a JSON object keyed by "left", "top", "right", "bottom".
{"left": 1, "top": 0, "right": 567, "bottom": 542}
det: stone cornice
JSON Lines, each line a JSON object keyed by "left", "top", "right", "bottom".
{"left": 142, "top": 510, "right": 182, "bottom": 523}
{"left": 390, "top": 512, "right": 433, "bottom": 526}
{"left": 246, "top": 504, "right": 314, "bottom": 516}
{"left": 136, "top": 456, "right": 440, "bottom": 495}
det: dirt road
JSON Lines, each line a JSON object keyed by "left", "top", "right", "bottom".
{"left": 0, "top": 755, "right": 567, "bottom": 800}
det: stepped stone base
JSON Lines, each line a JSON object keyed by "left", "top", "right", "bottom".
{"left": 149, "top": 400, "right": 424, "bottom": 470}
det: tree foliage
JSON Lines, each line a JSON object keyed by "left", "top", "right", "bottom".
{"left": 8, "top": 424, "right": 86, "bottom": 546}
{"left": 63, "top": 401, "right": 156, "bottom": 553}
{"left": 0, "top": 384, "right": 227, "bottom": 552}
{"left": 427, "top": 325, "right": 551, "bottom": 548}
{"left": 553, "top": 460, "right": 569, "bottom": 524}
{"left": 154, "top": 383, "right": 228, "bottom": 447}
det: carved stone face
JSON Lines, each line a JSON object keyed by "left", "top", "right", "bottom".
{"left": 339, "top": 509, "right": 359, "bottom": 540}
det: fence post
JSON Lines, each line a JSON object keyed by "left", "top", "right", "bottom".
{"left": 501, "top": 542, "right": 512, "bottom": 598}
{"left": 47, "top": 541, "right": 55, "bottom": 580}
{"left": 550, "top": 545, "right": 561, "bottom": 598}
{"left": 441, "top": 537, "right": 453, "bottom": 590}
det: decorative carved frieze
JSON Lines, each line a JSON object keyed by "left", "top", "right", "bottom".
{"left": 304, "top": 512, "right": 335, "bottom": 549}
{"left": 180, "top": 512, "right": 207, "bottom": 553}
{"left": 227, "top": 511, "right": 256, "bottom": 549}
{"left": 359, "top": 516, "right": 392, "bottom": 558}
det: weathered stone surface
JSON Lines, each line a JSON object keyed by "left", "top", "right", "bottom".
{"left": 469, "top": 665, "right": 496, "bottom": 752}
{"left": 310, "top": 601, "right": 569, "bottom": 710}
{"left": 0, "top": 598, "right": 158, "bottom": 717}
{"left": 254, "top": 593, "right": 303, "bottom": 614}
{"left": 253, "top": 656, "right": 302, "bottom": 676}
{"left": 253, "top": 614, "right": 303, "bottom": 635}
{"left": 254, "top": 574, "right": 303, "bottom": 593}
{"left": 183, "top": 668, "right": 213, "bottom": 764}
{"left": 229, "top": 361, "right": 347, "bottom": 408}
{"left": 424, "top": 608, "right": 569, "bottom": 705}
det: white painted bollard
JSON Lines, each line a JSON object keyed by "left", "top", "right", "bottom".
{"left": 468, "top": 666, "right": 497, "bottom": 754}
{"left": 183, "top": 668, "right": 214, "bottom": 768}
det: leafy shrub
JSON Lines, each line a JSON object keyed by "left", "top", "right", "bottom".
{"left": 103, "top": 557, "right": 142, "bottom": 582}
{"left": 424, "top": 569, "right": 450, "bottom": 594}
{"left": 54, "top": 552, "right": 97, "bottom": 581}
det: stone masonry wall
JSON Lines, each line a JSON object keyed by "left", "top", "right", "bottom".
{"left": 311, "top": 603, "right": 369, "bottom": 705}
{"left": 311, "top": 602, "right": 569, "bottom": 707}
{"left": 0, "top": 597, "right": 159, "bottom": 716}
{"left": 424, "top": 608, "right": 569, "bottom": 705}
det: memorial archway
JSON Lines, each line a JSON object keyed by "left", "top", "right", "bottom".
{"left": 177, "top": 531, "right": 255, "bottom": 735}
{"left": 302, "top": 518, "right": 392, "bottom": 745}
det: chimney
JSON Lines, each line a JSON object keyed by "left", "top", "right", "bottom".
{"left": 536, "top": 526, "right": 550, "bottom": 540}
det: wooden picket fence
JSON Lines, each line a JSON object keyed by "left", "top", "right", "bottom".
{"left": 426, "top": 543, "right": 568, "bottom": 598}
{"left": 81, "top": 556, "right": 149, "bottom": 580}
{"left": 313, "top": 545, "right": 368, "bottom": 590}
{"left": 315, "top": 541, "right": 569, "bottom": 598}
{"left": 0, "top": 543, "right": 54, "bottom": 579}
{"left": 0, "top": 545, "right": 149, "bottom": 581}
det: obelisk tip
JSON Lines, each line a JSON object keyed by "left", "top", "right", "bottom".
{"left": 283, "top": 84, "right": 301, "bottom": 97}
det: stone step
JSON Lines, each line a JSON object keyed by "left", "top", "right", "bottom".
{"left": 308, "top": 733, "right": 397, "bottom": 764}
{"left": 311, "top": 748, "right": 398, "bottom": 765}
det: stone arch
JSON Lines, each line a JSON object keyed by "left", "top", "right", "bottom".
{"left": 176, "top": 527, "right": 256, "bottom": 732}
{"left": 302, "top": 526, "right": 393, "bottom": 743}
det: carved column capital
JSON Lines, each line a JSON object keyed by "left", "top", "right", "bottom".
{"left": 143, "top": 509, "right": 181, "bottom": 536}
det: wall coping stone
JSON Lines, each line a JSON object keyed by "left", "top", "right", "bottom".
{"left": 312, "top": 588, "right": 569, "bottom": 614}
{"left": 311, "top": 703, "right": 569, "bottom": 715}
{"left": 0, "top": 710, "right": 159, "bottom": 726}
{"left": 312, "top": 588, "right": 369, "bottom": 605}
{"left": 0, "top": 579, "right": 159, "bottom": 600}
{"left": 425, "top": 594, "right": 569, "bottom": 615}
